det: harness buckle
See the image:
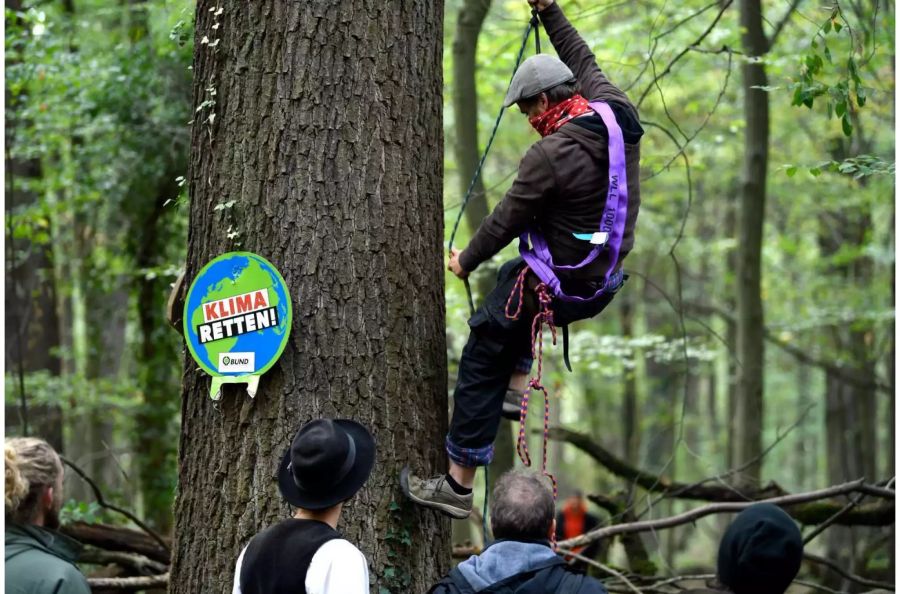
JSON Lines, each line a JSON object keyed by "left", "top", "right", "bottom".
{"left": 572, "top": 231, "right": 609, "bottom": 245}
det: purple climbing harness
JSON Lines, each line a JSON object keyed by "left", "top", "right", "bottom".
{"left": 518, "top": 101, "right": 629, "bottom": 302}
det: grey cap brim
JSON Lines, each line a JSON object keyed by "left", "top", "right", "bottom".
{"left": 503, "top": 54, "right": 576, "bottom": 107}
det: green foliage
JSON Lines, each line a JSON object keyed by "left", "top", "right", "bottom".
{"left": 5, "top": 0, "right": 193, "bottom": 529}
{"left": 380, "top": 498, "right": 415, "bottom": 593}
{"left": 59, "top": 500, "right": 103, "bottom": 525}
{"left": 788, "top": 5, "right": 871, "bottom": 137}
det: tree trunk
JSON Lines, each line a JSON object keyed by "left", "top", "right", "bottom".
{"left": 620, "top": 297, "right": 639, "bottom": 464}
{"left": 452, "top": 0, "right": 499, "bottom": 308}
{"left": 452, "top": 0, "right": 491, "bottom": 230}
{"left": 734, "top": 0, "right": 769, "bottom": 488}
{"left": 794, "top": 363, "right": 813, "bottom": 489}
{"left": 170, "top": 3, "right": 448, "bottom": 593}
{"left": 133, "top": 181, "right": 182, "bottom": 533}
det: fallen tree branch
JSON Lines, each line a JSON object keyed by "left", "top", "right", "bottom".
{"left": 633, "top": 404, "right": 815, "bottom": 521}
{"left": 557, "top": 548, "right": 642, "bottom": 594}
{"left": 61, "top": 457, "right": 171, "bottom": 557}
{"left": 804, "top": 553, "right": 895, "bottom": 591}
{"left": 559, "top": 480, "right": 893, "bottom": 549}
{"left": 62, "top": 523, "right": 171, "bottom": 564}
{"left": 452, "top": 545, "right": 480, "bottom": 559}
{"left": 802, "top": 492, "right": 866, "bottom": 545}
{"left": 585, "top": 493, "right": 656, "bottom": 576}
{"left": 549, "top": 426, "right": 787, "bottom": 501}
{"left": 78, "top": 547, "right": 167, "bottom": 575}
{"left": 550, "top": 426, "right": 895, "bottom": 527}
{"left": 87, "top": 573, "right": 169, "bottom": 590}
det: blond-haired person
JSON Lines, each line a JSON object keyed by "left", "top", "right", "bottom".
{"left": 5, "top": 437, "right": 90, "bottom": 594}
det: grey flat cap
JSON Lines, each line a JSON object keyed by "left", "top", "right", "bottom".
{"left": 503, "top": 54, "right": 575, "bottom": 107}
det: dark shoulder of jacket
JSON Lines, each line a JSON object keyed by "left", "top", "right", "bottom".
{"left": 557, "top": 568, "right": 609, "bottom": 594}
{"left": 425, "top": 579, "right": 454, "bottom": 594}
{"left": 426, "top": 568, "right": 473, "bottom": 594}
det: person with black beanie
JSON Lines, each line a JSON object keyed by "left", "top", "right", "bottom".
{"left": 685, "top": 503, "right": 803, "bottom": 594}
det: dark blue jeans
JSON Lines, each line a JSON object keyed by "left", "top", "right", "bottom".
{"left": 446, "top": 258, "right": 623, "bottom": 467}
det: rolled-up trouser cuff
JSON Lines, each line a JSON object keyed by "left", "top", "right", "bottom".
{"left": 446, "top": 435, "right": 494, "bottom": 467}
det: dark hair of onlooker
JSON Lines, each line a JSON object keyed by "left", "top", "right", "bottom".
{"left": 518, "top": 79, "right": 582, "bottom": 111}
{"left": 490, "top": 471, "right": 555, "bottom": 541}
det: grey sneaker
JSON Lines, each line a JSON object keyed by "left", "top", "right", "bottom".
{"left": 502, "top": 389, "right": 523, "bottom": 420}
{"left": 400, "top": 467, "right": 472, "bottom": 519}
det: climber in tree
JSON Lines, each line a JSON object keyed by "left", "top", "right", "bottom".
{"left": 402, "top": 0, "right": 643, "bottom": 518}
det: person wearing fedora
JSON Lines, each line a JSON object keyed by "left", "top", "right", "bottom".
{"left": 402, "top": 0, "right": 643, "bottom": 519}
{"left": 232, "top": 419, "right": 376, "bottom": 594}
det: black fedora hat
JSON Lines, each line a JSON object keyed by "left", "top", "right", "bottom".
{"left": 277, "top": 419, "right": 376, "bottom": 510}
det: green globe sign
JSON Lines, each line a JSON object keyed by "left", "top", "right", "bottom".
{"left": 183, "top": 252, "right": 292, "bottom": 399}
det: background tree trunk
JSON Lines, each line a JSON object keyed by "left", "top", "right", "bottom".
{"left": 452, "top": 0, "right": 491, "bottom": 236}
{"left": 734, "top": 0, "right": 769, "bottom": 488}
{"left": 169, "top": 2, "right": 448, "bottom": 593}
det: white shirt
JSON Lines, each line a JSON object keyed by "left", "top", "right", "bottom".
{"left": 232, "top": 538, "right": 369, "bottom": 594}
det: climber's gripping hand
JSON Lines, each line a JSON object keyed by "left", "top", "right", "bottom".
{"left": 448, "top": 248, "right": 469, "bottom": 280}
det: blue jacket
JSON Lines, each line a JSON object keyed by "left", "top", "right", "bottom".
{"left": 428, "top": 540, "right": 607, "bottom": 594}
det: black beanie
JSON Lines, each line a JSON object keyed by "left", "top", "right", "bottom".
{"left": 717, "top": 503, "right": 803, "bottom": 594}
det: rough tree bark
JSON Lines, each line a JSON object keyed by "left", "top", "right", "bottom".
{"left": 169, "top": 3, "right": 448, "bottom": 593}
{"left": 734, "top": 0, "right": 769, "bottom": 487}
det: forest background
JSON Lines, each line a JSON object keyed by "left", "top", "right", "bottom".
{"left": 4, "top": 0, "right": 896, "bottom": 592}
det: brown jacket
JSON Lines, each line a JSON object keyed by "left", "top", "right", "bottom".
{"left": 459, "top": 2, "right": 641, "bottom": 281}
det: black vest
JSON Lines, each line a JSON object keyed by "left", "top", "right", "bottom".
{"left": 239, "top": 519, "right": 340, "bottom": 594}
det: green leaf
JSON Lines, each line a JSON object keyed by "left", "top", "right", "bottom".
{"left": 841, "top": 113, "right": 853, "bottom": 136}
{"left": 823, "top": 19, "right": 832, "bottom": 34}
{"left": 809, "top": 167, "right": 822, "bottom": 177}
{"left": 835, "top": 101, "right": 846, "bottom": 118}
{"left": 848, "top": 58, "right": 861, "bottom": 84}
{"left": 786, "top": 166, "right": 798, "bottom": 177}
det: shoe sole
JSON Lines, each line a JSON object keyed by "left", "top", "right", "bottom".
{"left": 501, "top": 402, "right": 521, "bottom": 421}
{"left": 399, "top": 466, "right": 471, "bottom": 520}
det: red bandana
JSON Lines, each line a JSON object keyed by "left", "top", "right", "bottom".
{"left": 528, "top": 94, "right": 592, "bottom": 137}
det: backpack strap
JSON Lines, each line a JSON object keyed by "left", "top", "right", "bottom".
{"left": 562, "top": 325, "right": 572, "bottom": 372}
{"left": 444, "top": 567, "right": 476, "bottom": 594}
